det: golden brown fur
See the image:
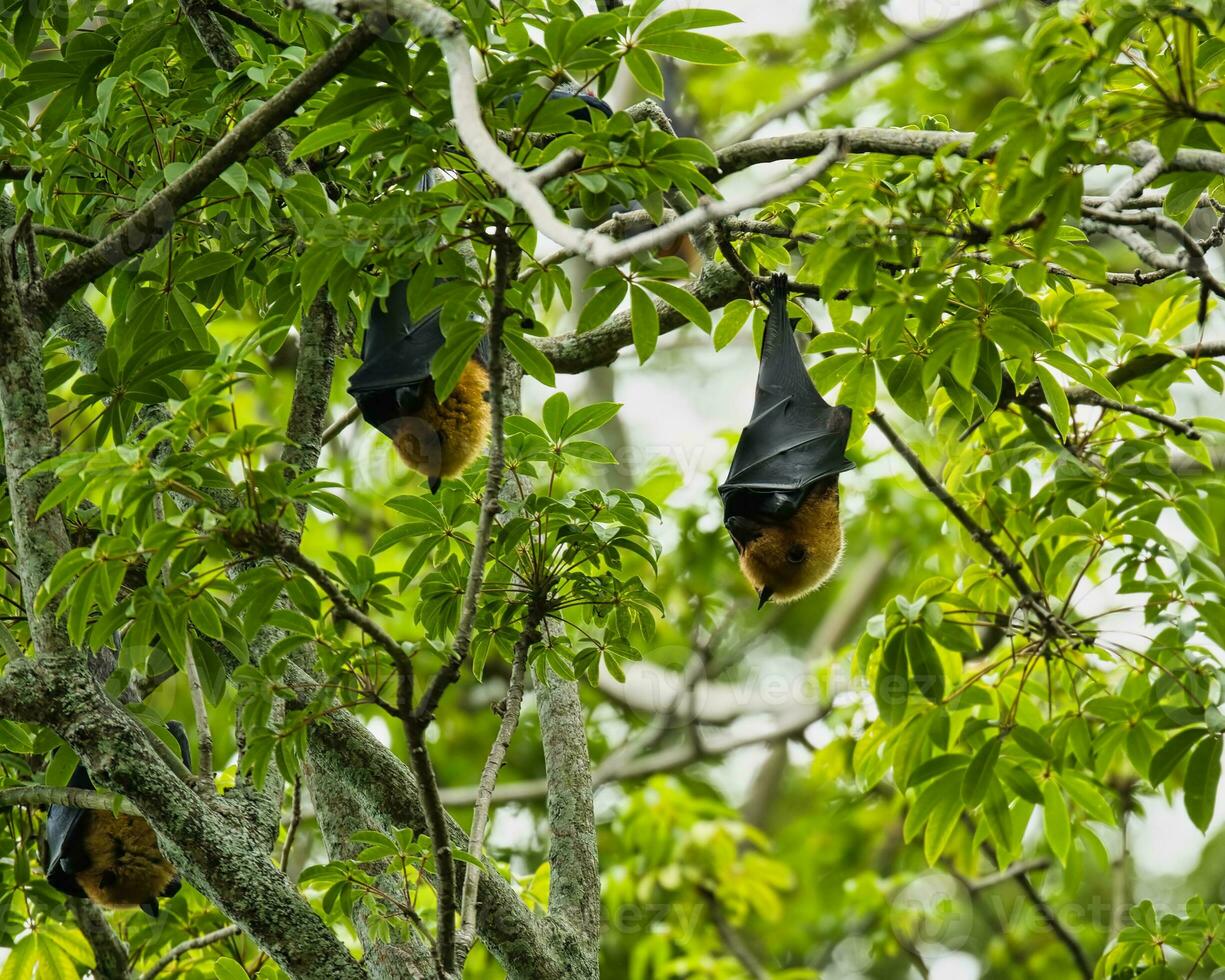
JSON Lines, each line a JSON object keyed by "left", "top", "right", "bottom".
{"left": 740, "top": 485, "right": 843, "bottom": 602}
{"left": 75, "top": 811, "right": 175, "bottom": 909}
{"left": 389, "top": 360, "right": 491, "bottom": 482}
{"left": 657, "top": 233, "right": 703, "bottom": 276}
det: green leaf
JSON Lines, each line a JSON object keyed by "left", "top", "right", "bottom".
{"left": 504, "top": 331, "right": 556, "bottom": 387}
{"left": 1150, "top": 728, "right": 1208, "bottom": 786}
{"left": 561, "top": 403, "right": 621, "bottom": 439}
{"left": 542, "top": 391, "right": 570, "bottom": 440}
{"left": 0, "top": 934, "right": 36, "bottom": 980}
{"left": 639, "top": 31, "right": 741, "bottom": 65}
{"left": 289, "top": 121, "right": 356, "bottom": 161}
{"left": 640, "top": 280, "right": 712, "bottom": 333}
{"left": 875, "top": 629, "right": 908, "bottom": 725}
{"left": 962, "top": 737, "right": 1001, "bottom": 808}
{"left": 34, "top": 932, "right": 78, "bottom": 980}
{"left": 1010, "top": 725, "right": 1054, "bottom": 761}
{"left": 713, "top": 301, "right": 751, "bottom": 351}
{"left": 577, "top": 281, "right": 627, "bottom": 334}
{"left": 638, "top": 9, "right": 741, "bottom": 36}
{"left": 630, "top": 285, "right": 660, "bottom": 363}
{"left": 1035, "top": 365, "right": 1070, "bottom": 436}
{"left": 905, "top": 629, "right": 944, "bottom": 702}
{"left": 1043, "top": 779, "right": 1071, "bottom": 865}
{"left": 214, "top": 958, "right": 250, "bottom": 980}
{"left": 1185, "top": 735, "right": 1222, "bottom": 833}
{"left": 625, "top": 47, "right": 664, "bottom": 97}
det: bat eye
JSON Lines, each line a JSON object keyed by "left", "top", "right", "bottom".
{"left": 786, "top": 545, "right": 806, "bottom": 564}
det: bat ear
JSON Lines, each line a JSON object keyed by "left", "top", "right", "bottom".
{"left": 757, "top": 586, "right": 774, "bottom": 609}
{"left": 427, "top": 475, "right": 442, "bottom": 495}
{"left": 140, "top": 899, "right": 160, "bottom": 917}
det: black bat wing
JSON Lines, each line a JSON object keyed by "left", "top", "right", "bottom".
{"left": 165, "top": 720, "right": 192, "bottom": 771}
{"left": 719, "top": 273, "right": 854, "bottom": 523}
{"left": 501, "top": 88, "right": 613, "bottom": 125}
{"left": 348, "top": 277, "right": 493, "bottom": 436}
{"left": 44, "top": 763, "right": 95, "bottom": 897}
{"left": 347, "top": 280, "right": 445, "bottom": 434}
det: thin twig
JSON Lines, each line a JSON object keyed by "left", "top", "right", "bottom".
{"left": 208, "top": 0, "right": 286, "bottom": 46}
{"left": 0, "top": 785, "right": 138, "bottom": 814}
{"left": 721, "top": 0, "right": 1009, "bottom": 145}
{"left": 33, "top": 225, "right": 99, "bottom": 248}
{"left": 976, "top": 832, "right": 1092, "bottom": 979}
{"left": 456, "top": 618, "right": 540, "bottom": 963}
{"left": 412, "top": 230, "right": 515, "bottom": 727}
{"left": 280, "top": 777, "right": 303, "bottom": 874}
{"left": 138, "top": 925, "right": 243, "bottom": 980}
{"left": 1082, "top": 393, "right": 1200, "bottom": 439}
{"left": 273, "top": 542, "right": 411, "bottom": 673}
{"left": 439, "top": 701, "right": 831, "bottom": 806}
{"left": 869, "top": 410, "right": 1037, "bottom": 604}
{"left": 401, "top": 684, "right": 457, "bottom": 976}
{"left": 321, "top": 404, "right": 362, "bottom": 446}
{"left": 965, "top": 857, "right": 1051, "bottom": 892}
{"left": 699, "top": 887, "right": 769, "bottom": 980}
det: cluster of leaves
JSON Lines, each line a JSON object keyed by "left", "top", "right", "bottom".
{"left": 1104, "top": 898, "right": 1225, "bottom": 978}
{"left": 602, "top": 778, "right": 812, "bottom": 980}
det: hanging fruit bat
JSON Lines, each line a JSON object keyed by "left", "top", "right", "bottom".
{"left": 44, "top": 723, "right": 191, "bottom": 916}
{"left": 348, "top": 278, "right": 492, "bottom": 494}
{"left": 719, "top": 273, "right": 855, "bottom": 608}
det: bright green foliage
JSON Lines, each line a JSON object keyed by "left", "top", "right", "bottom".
{"left": 0, "top": 0, "right": 1223, "bottom": 977}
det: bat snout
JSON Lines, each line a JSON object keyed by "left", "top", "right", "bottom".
{"left": 725, "top": 515, "right": 764, "bottom": 552}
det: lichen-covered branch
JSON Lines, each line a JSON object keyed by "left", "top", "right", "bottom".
{"left": 68, "top": 898, "right": 131, "bottom": 980}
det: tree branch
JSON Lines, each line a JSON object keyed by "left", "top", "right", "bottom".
{"left": 721, "top": 0, "right": 1009, "bottom": 145}
{"left": 870, "top": 410, "right": 1056, "bottom": 623}
{"left": 700, "top": 887, "right": 769, "bottom": 979}
{"left": 440, "top": 701, "right": 832, "bottom": 807}
{"left": 37, "top": 19, "right": 381, "bottom": 316}
{"left": 457, "top": 619, "right": 537, "bottom": 964}
{"left": 138, "top": 925, "right": 244, "bottom": 980}
{"left": 68, "top": 898, "right": 131, "bottom": 980}
{"left": 412, "top": 232, "right": 514, "bottom": 727}
{"left": 977, "top": 836, "right": 1092, "bottom": 979}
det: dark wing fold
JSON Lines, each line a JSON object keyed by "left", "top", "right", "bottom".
{"left": 719, "top": 273, "right": 854, "bottom": 523}
{"left": 347, "top": 281, "right": 445, "bottom": 433}
{"left": 45, "top": 763, "right": 94, "bottom": 897}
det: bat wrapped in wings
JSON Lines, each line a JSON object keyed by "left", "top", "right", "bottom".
{"left": 44, "top": 722, "right": 191, "bottom": 916}
{"left": 719, "top": 273, "right": 855, "bottom": 607}
{"left": 348, "top": 277, "right": 492, "bottom": 494}
{"left": 350, "top": 87, "right": 700, "bottom": 493}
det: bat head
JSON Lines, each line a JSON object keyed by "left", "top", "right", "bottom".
{"left": 737, "top": 479, "right": 844, "bottom": 607}
{"left": 387, "top": 360, "right": 491, "bottom": 493}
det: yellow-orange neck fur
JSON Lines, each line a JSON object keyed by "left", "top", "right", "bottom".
{"left": 739, "top": 485, "right": 843, "bottom": 602}
{"left": 388, "top": 359, "right": 491, "bottom": 483}
{"left": 75, "top": 811, "right": 175, "bottom": 909}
